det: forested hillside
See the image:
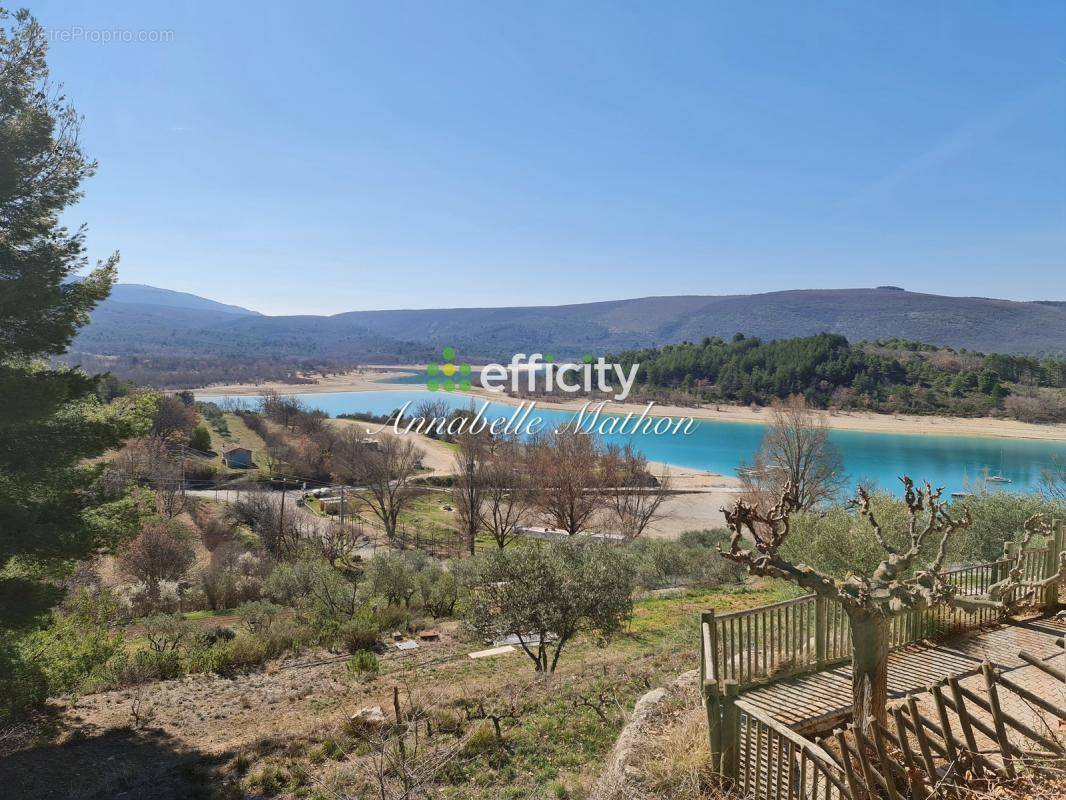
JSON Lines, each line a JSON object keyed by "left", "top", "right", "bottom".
{"left": 68, "top": 286, "right": 1066, "bottom": 387}
{"left": 613, "top": 333, "right": 1066, "bottom": 421}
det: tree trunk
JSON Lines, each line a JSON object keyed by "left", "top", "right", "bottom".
{"left": 849, "top": 613, "right": 890, "bottom": 734}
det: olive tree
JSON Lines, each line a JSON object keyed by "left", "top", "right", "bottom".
{"left": 719, "top": 477, "right": 1025, "bottom": 733}
{"left": 464, "top": 541, "right": 635, "bottom": 672}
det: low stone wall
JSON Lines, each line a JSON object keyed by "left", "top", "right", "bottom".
{"left": 589, "top": 669, "right": 700, "bottom": 800}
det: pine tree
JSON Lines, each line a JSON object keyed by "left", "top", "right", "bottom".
{"left": 0, "top": 8, "right": 121, "bottom": 569}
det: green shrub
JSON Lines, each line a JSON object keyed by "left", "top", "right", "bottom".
{"left": 199, "top": 545, "right": 266, "bottom": 610}
{"left": 196, "top": 624, "right": 236, "bottom": 648}
{"left": 142, "top": 613, "right": 195, "bottom": 653}
{"left": 417, "top": 565, "right": 459, "bottom": 618}
{"left": 183, "top": 642, "right": 229, "bottom": 674}
{"left": 0, "top": 635, "right": 48, "bottom": 723}
{"left": 406, "top": 614, "right": 433, "bottom": 634}
{"left": 962, "top": 492, "right": 1064, "bottom": 563}
{"left": 365, "top": 551, "right": 424, "bottom": 606}
{"left": 212, "top": 634, "right": 268, "bottom": 674}
{"left": 264, "top": 559, "right": 357, "bottom": 625}
{"left": 81, "top": 487, "right": 155, "bottom": 551}
{"left": 30, "top": 590, "right": 123, "bottom": 696}
{"left": 86, "top": 648, "right": 184, "bottom": 691}
{"left": 258, "top": 615, "right": 308, "bottom": 657}
{"left": 339, "top": 613, "right": 379, "bottom": 654}
{"left": 346, "top": 650, "right": 379, "bottom": 678}
{"left": 237, "top": 600, "right": 283, "bottom": 635}
{"left": 461, "top": 721, "right": 499, "bottom": 756}
{"left": 780, "top": 490, "right": 1066, "bottom": 577}
{"left": 677, "top": 528, "right": 730, "bottom": 548}
{"left": 189, "top": 424, "right": 212, "bottom": 452}
{"left": 372, "top": 603, "right": 408, "bottom": 633}
{"left": 627, "top": 533, "right": 744, "bottom": 590}
{"left": 183, "top": 631, "right": 271, "bottom": 676}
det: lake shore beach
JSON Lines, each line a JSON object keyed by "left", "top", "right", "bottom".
{"left": 193, "top": 369, "right": 1066, "bottom": 442}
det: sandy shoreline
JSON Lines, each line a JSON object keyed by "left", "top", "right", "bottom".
{"left": 193, "top": 370, "right": 1066, "bottom": 443}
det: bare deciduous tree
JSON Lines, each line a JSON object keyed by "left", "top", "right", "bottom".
{"left": 319, "top": 519, "right": 365, "bottom": 571}
{"left": 410, "top": 399, "right": 452, "bottom": 438}
{"left": 118, "top": 520, "right": 195, "bottom": 598}
{"left": 149, "top": 394, "right": 197, "bottom": 442}
{"left": 453, "top": 428, "right": 489, "bottom": 556}
{"left": 111, "top": 437, "right": 187, "bottom": 517}
{"left": 337, "top": 433, "right": 424, "bottom": 540}
{"left": 480, "top": 436, "right": 531, "bottom": 549}
{"left": 111, "top": 437, "right": 169, "bottom": 483}
{"left": 226, "top": 488, "right": 306, "bottom": 559}
{"left": 1042, "top": 455, "right": 1066, "bottom": 503}
{"left": 740, "top": 394, "right": 845, "bottom": 510}
{"left": 530, "top": 432, "right": 607, "bottom": 535}
{"left": 258, "top": 390, "right": 305, "bottom": 431}
{"left": 718, "top": 476, "right": 1022, "bottom": 733}
{"left": 602, "top": 443, "right": 672, "bottom": 540}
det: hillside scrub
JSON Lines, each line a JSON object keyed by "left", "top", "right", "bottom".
{"left": 629, "top": 531, "right": 746, "bottom": 591}
{"left": 780, "top": 488, "right": 1064, "bottom": 579}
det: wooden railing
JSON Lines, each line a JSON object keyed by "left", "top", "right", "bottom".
{"left": 735, "top": 698, "right": 848, "bottom": 800}
{"left": 818, "top": 662, "right": 1066, "bottom": 799}
{"left": 702, "top": 595, "right": 850, "bottom": 688}
{"left": 701, "top": 520, "right": 1065, "bottom": 798}
{"left": 704, "top": 680, "right": 849, "bottom": 800}
{"left": 704, "top": 660, "right": 1066, "bottom": 800}
{"left": 701, "top": 522, "right": 1064, "bottom": 693}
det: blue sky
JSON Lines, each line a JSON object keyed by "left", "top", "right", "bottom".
{"left": 35, "top": 1, "right": 1066, "bottom": 314}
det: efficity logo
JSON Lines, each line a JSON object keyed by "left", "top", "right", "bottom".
{"left": 426, "top": 347, "right": 640, "bottom": 401}
{"left": 426, "top": 346, "right": 472, "bottom": 392}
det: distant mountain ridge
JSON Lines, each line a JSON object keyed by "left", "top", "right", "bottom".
{"left": 71, "top": 284, "right": 1066, "bottom": 363}
{"left": 108, "top": 284, "right": 260, "bottom": 316}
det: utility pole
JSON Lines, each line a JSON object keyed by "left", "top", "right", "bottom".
{"left": 339, "top": 485, "right": 346, "bottom": 529}
{"left": 278, "top": 476, "right": 286, "bottom": 541}
{"left": 179, "top": 443, "right": 187, "bottom": 502}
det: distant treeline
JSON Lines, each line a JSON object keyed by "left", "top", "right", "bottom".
{"left": 65, "top": 352, "right": 353, "bottom": 390}
{"left": 612, "top": 333, "right": 1066, "bottom": 421}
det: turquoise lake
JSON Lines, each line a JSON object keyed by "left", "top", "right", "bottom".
{"left": 198, "top": 389, "right": 1065, "bottom": 494}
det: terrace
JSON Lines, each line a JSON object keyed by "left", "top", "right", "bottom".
{"left": 699, "top": 524, "right": 1066, "bottom": 799}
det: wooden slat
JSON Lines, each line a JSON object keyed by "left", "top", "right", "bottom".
{"left": 981, "top": 662, "right": 1016, "bottom": 778}
{"left": 946, "top": 676, "right": 984, "bottom": 776}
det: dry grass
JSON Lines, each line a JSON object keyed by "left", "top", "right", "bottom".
{"left": 640, "top": 705, "right": 721, "bottom": 800}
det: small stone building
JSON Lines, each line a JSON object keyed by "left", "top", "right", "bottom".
{"left": 221, "top": 444, "right": 253, "bottom": 468}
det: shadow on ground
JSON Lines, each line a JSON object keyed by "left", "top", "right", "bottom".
{"left": 0, "top": 724, "right": 238, "bottom": 800}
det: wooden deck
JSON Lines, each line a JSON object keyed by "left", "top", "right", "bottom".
{"left": 741, "top": 614, "right": 1066, "bottom": 735}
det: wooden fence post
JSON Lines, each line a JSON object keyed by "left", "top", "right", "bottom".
{"left": 704, "top": 680, "right": 722, "bottom": 771}
{"left": 815, "top": 595, "right": 827, "bottom": 669}
{"left": 1001, "top": 540, "right": 1017, "bottom": 611}
{"left": 701, "top": 610, "right": 717, "bottom": 684}
{"left": 1044, "top": 519, "right": 1063, "bottom": 610}
{"left": 720, "top": 680, "right": 740, "bottom": 782}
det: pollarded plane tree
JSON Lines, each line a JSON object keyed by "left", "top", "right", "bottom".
{"left": 718, "top": 476, "right": 1027, "bottom": 733}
